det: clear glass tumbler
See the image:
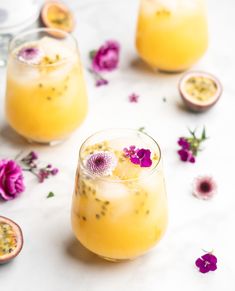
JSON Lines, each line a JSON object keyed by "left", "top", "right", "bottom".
{"left": 71, "top": 129, "right": 168, "bottom": 261}
{"left": 5, "top": 28, "right": 88, "bottom": 144}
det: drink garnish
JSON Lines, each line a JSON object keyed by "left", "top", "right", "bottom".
{"left": 84, "top": 151, "right": 117, "bottom": 176}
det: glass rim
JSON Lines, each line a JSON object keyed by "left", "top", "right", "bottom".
{"left": 8, "top": 27, "right": 78, "bottom": 68}
{"left": 79, "top": 128, "right": 162, "bottom": 183}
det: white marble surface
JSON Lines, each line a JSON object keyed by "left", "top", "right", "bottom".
{"left": 1, "top": 0, "right": 235, "bottom": 290}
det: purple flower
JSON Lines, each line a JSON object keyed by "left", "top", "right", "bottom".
{"left": 123, "top": 145, "right": 138, "bottom": 158}
{"left": 51, "top": 168, "right": 59, "bottom": 176}
{"left": 195, "top": 253, "right": 217, "bottom": 273}
{"left": 20, "top": 151, "right": 58, "bottom": 183}
{"left": 85, "top": 151, "right": 117, "bottom": 176}
{"left": 0, "top": 160, "right": 25, "bottom": 201}
{"left": 178, "top": 149, "right": 195, "bottom": 163}
{"left": 177, "top": 128, "right": 207, "bottom": 163}
{"left": 178, "top": 137, "right": 190, "bottom": 150}
{"left": 131, "top": 149, "right": 152, "bottom": 168}
{"left": 92, "top": 40, "right": 120, "bottom": 72}
{"left": 17, "top": 46, "right": 43, "bottom": 65}
{"left": 123, "top": 147, "right": 152, "bottom": 168}
{"left": 96, "top": 78, "right": 109, "bottom": 87}
{"left": 129, "top": 93, "right": 139, "bottom": 103}
{"left": 193, "top": 176, "right": 217, "bottom": 200}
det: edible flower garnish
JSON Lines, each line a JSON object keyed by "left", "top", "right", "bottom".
{"left": 193, "top": 176, "right": 217, "bottom": 200}
{"left": 0, "top": 160, "right": 25, "bottom": 201}
{"left": 91, "top": 40, "right": 120, "bottom": 72}
{"left": 177, "top": 127, "right": 207, "bottom": 163}
{"left": 17, "top": 46, "right": 44, "bottom": 65}
{"left": 89, "top": 40, "right": 120, "bottom": 87}
{"left": 123, "top": 146, "right": 152, "bottom": 168}
{"left": 85, "top": 151, "right": 117, "bottom": 176}
{"left": 195, "top": 251, "right": 217, "bottom": 273}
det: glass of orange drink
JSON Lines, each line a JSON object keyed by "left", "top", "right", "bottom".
{"left": 71, "top": 129, "right": 168, "bottom": 261}
{"left": 5, "top": 28, "right": 88, "bottom": 144}
{"left": 136, "top": 0, "right": 208, "bottom": 72}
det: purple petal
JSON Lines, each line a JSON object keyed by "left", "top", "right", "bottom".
{"left": 209, "top": 264, "right": 217, "bottom": 271}
{"left": 177, "top": 149, "right": 189, "bottom": 161}
{"left": 130, "top": 157, "right": 140, "bottom": 165}
{"left": 140, "top": 158, "right": 152, "bottom": 168}
{"left": 199, "top": 265, "right": 210, "bottom": 273}
{"left": 195, "top": 258, "right": 203, "bottom": 268}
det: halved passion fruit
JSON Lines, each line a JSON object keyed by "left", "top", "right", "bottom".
{"left": 179, "top": 71, "right": 222, "bottom": 112}
{"left": 0, "top": 216, "right": 23, "bottom": 264}
{"left": 41, "top": 1, "right": 75, "bottom": 38}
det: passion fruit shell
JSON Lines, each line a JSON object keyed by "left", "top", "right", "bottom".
{"left": 41, "top": 1, "right": 75, "bottom": 38}
{"left": 0, "top": 216, "right": 23, "bottom": 264}
{"left": 179, "top": 71, "right": 222, "bottom": 112}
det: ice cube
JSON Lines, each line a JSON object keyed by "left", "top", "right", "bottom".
{"left": 95, "top": 179, "right": 130, "bottom": 201}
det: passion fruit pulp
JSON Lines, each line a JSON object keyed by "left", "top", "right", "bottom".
{"left": 0, "top": 216, "right": 23, "bottom": 264}
{"left": 179, "top": 71, "right": 222, "bottom": 112}
{"left": 41, "top": 1, "right": 75, "bottom": 38}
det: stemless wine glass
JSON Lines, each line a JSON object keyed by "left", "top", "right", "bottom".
{"left": 5, "top": 28, "right": 88, "bottom": 144}
{"left": 136, "top": 0, "right": 208, "bottom": 72}
{"left": 71, "top": 129, "right": 168, "bottom": 261}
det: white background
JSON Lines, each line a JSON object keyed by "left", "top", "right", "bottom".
{"left": 1, "top": 0, "right": 235, "bottom": 290}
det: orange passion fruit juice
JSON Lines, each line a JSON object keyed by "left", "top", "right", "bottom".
{"left": 71, "top": 129, "right": 168, "bottom": 261}
{"left": 5, "top": 28, "right": 87, "bottom": 143}
{"left": 136, "top": 0, "right": 208, "bottom": 72}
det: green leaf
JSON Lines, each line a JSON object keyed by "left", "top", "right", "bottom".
{"left": 201, "top": 126, "right": 207, "bottom": 140}
{"left": 138, "top": 127, "right": 146, "bottom": 134}
{"left": 47, "top": 192, "right": 55, "bottom": 199}
{"left": 188, "top": 127, "right": 196, "bottom": 138}
{"left": 89, "top": 50, "right": 97, "bottom": 60}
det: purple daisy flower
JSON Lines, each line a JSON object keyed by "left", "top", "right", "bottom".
{"left": 85, "top": 151, "right": 117, "bottom": 176}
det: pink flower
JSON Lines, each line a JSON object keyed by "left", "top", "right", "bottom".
{"left": 0, "top": 160, "right": 25, "bottom": 201}
{"left": 193, "top": 176, "right": 217, "bottom": 200}
{"left": 92, "top": 40, "right": 120, "bottom": 72}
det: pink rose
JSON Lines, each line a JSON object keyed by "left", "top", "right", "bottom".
{"left": 92, "top": 40, "right": 120, "bottom": 72}
{"left": 0, "top": 160, "right": 25, "bottom": 201}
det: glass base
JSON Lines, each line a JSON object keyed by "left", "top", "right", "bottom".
{"left": 98, "top": 255, "right": 135, "bottom": 262}
{"left": 25, "top": 137, "right": 68, "bottom": 146}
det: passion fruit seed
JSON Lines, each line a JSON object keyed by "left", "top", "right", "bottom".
{"left": 0, "top": 216, "right": 23, "bottom": 264}
{"left": 185, "top": 76, "right": 218, "bottom": 101}
{"left": 0, "top": 223, "right": 17, "bottom": 256}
